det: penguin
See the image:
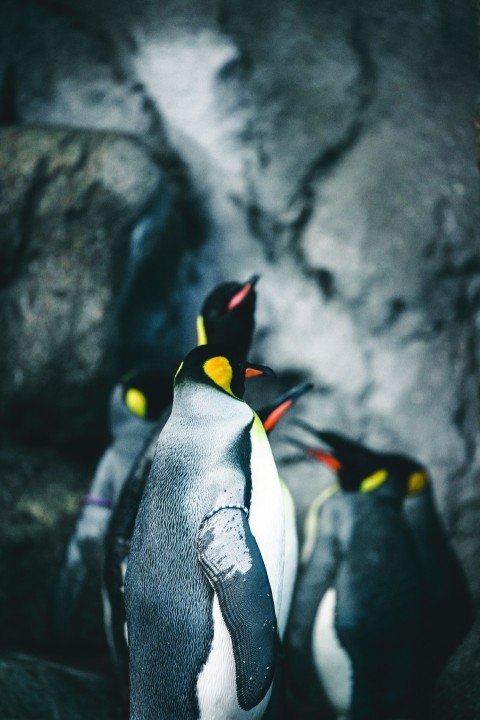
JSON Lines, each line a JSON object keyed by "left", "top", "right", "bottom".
{"left": 102, "top": 275, "right": 261, "bottom": 679}
{"left": 285, "top": 426, "right": 425, "bottom": 720}
{"left": 125, "top": 345, "right": 297, "bottom": 720}
{"left": 103, "top": 379, "right": 310, "bottom": 693}
{"left": 295, "top": 428, "right": 474, "bottom": 715}
{"left": 195, "top": 274, "right": 259, "bottom": 356}
{"left": 55, "top": 367, "right": 171, "bottom": 636}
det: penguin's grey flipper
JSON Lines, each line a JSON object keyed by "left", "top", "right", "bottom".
{"left": 197, "top": 507, "right": 278, "bottom": 711}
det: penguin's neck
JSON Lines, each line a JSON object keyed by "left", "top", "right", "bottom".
{"left": 173, "top": 383, "right": 253, "bottom": 426}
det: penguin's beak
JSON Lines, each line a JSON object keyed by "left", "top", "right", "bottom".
{"left": 287, "top": 435, "right": 342, "bottom": 473}
{"left": 227, "top": 274, "right": 260, "bottom": 311}
{"left": 242, "top": 361, "right": 276, "bottom": 379}
{"left": 258, "top": 382, "right": 314, "bottom": 433}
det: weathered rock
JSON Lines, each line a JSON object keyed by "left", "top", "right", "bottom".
{"left": 0, "top": 127, "right": 184, "bottom": 445}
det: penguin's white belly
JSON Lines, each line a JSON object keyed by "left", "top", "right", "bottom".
{"left": 197, "top": 415, "right": 285, "bottom": 718}
{"left": 277, "top": 479, "right": 298, "bottom": 636}
{"left": 312, "top": 588, "right": 353, "bottom": 714}
{"left": 248, "top": 415, "right": 286, "bottom": 621}
{"left": 197, "top": 596, "right": 272, "bottom": 720}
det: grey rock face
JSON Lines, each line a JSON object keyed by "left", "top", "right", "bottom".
{"left": 0, "top": 127, "right": 173, "bottom": 444}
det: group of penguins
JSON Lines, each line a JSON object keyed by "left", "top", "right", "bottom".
{"left": 56, "top": 276, "right": 474, "bottom": 720}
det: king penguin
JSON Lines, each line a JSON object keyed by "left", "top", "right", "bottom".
{"left": 285, "top": 425, "right": 425, "bottom": 720}
{"left": 300, "top": 429, "right": 474, "bottom": 716}
{"left": 102, "top": 275, "right": 261, "bottom": 679}
{"left": 125, "top": 345, "right": 297, "bottom": 720}
{"left": 55, "top": 367, "right": 171, "bottom": 636}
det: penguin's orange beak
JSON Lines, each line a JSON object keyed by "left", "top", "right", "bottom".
{"left": 258, "top": 382, "right": 313, "bottom": 434}
{"left": 242, "top": 362, "right": 275, "bottom": 379}
{"left": 305, "top": 448, "right": 342, "bottom": 473}
{"left": 262, "top": 399, "right": 293, "bottom": 432}
{"left": 227, "top": 275, "right": 260, "bottom": 311}
{"left": 288, "top": 437, "right": 342, "bottom": 473}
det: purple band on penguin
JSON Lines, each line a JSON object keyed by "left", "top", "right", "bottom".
{"left": 83, "top": 495, "right": 114, "bottom": 509}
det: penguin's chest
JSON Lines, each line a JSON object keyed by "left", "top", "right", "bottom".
{"left": 196, "top": 415, "right": 285, "bottom": 720}
{"left": 248, "top": 414, "right": 286, "bottom": 613}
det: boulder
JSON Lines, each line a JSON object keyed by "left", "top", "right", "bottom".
{"left": 0, "top": 126, "right": 196, "bottom": 446}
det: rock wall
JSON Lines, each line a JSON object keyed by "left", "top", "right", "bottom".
{"left": 0, "top": 0, "right": 479, "bottom": 717}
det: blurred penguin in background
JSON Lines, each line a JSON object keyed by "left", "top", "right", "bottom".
{"left": 285, "top": 427, "right": 425, "bottom": 720}
{"left": 55, "top": 368, "right": 171, "bottom": 636}
{"left": 297, "top": 429, "right": 474, "bottom": 713}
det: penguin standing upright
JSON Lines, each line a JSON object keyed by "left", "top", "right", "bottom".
{"left": 294, "top": 429, "right": 474, "bottom": 714}
{"left": 102, "top": 275, "right": 261, "bottom": 678}
{"left": 195, "top": 275, "right": 259, "bottom": 355}
{"left": 55, "top": 368, "right": 171, "bottom": 635}
{"left": 125, "top": 345, "right": 297, "bottom": 720}
{"left": 285, "top": 427, "right": 425, "bottom": 720}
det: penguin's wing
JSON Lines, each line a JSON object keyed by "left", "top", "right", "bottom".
{"left": 197, "top": 507, "right": 278, "bottom": 711}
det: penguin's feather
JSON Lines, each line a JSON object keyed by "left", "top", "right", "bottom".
{"left": 197, "top": 507, "right": 278, "bottom": 710}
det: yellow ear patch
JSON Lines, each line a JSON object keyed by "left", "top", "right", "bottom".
{"left": 125, "top": 388, "right": 147, "bottom": 418}
{"left": 360, "top": 469, "right": 388, "bottom": 493}
{"left": 408, "top": 471, "right": 428, "bottom": 495}
{"left": 196, "top": 315, "right": 208, "bottom": 346}
{"left": 203, "top": 356, "right": 233, "bottom": 395}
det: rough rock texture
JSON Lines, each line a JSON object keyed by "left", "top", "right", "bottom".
{"left": 0, "top": 0, "right": 479, "bottom": 718}
{"left": 0, "top": 127, "right": 165, "bottom": 444}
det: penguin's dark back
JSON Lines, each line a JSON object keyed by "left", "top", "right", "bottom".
{"left": 125, "top": 385, "right": 254, "bottom": 720}
{"left": 334, "top": 493, "right": 423, "bottom": 718}
{"left": 404, "top": 491, "right": 474, "bottom": 682}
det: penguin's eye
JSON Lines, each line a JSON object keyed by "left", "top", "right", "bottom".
{"left": 359, "top": 469, "right": 388, "bottom": 493}
{"left": 125, "top": 388, "right": 147, "bottom": 418}
{"left": 407, "top": 471, "right": 428, "bottom": 495}
{"left": 203, "top": 356, "right": 233, "bottom": 395}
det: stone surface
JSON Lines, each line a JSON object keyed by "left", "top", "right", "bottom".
{"left": 0, "top": 126, "right": 196, "bottom": 446}
{"left": 0, "top": 0, "right": 479, "bottom": 717}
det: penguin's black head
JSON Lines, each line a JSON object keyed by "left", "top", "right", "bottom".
{"left": 196, "top": 275, "right": 259, "bottom": 359}
{"left": 381, "top": 452, "right": 430, "bottom": 497}
{"left": 300, "top": 431, "right": 384, "bottom": 493}
{"left": 290, "top": 425, "right": 429, "bottom": 498}
{"left": 174, "top": 344, "right": 275, "bottom": 400}
{"left": 121, "top": 367, "right": 173, "bottom": 420}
